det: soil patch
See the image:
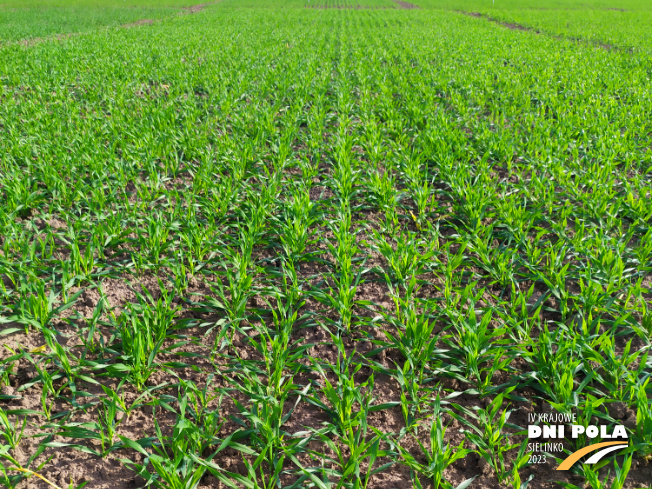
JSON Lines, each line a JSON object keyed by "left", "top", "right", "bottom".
{"left": 305, "top": 4, "right": 390, "bottom": 9}
{"left": 496, "top": 20, "right": 530, "bottom": 31}
{"left": 394, "top": 0, "right": 420, "bottom": 8}
{"left": 122, "top": 18, "right": 154, "bottom": 27}
{"left": 15, "top": 32, "right": 79, "bottom": 47}
{"left": 460, "top": 11, "right": 531, "bottom": 31}
{"left": 181, "top": 1, "right": 221, "bottom": 14}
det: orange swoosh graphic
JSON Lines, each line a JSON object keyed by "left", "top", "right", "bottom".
{"left": 557, "top": 441, "right": 628, "bottom": 470}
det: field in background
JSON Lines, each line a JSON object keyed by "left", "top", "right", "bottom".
{"left": 420, "top": 0, "right": 651, "bottom": 10}
{"left": 0, "top": 1, "right": 651, "bottom": 489}
{"left": 0, "top": 0, "right": 212, "bottom": 42}
{"left": 420, "top": 0, "right": 652, "bottom": 56}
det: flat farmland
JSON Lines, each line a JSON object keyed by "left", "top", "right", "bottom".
{"left": 0, "top": 1, "right": 651, "bottom": 489}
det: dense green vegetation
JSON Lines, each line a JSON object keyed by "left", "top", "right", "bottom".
{"left": 0, "top": 0, "right": 212, "bottom": 42}
{"left": 420, "top": 0, "right": 651, "bottom": 11}
{"left": 0, "top": 1, "right": 651, "bottom": 488}
{"left": 420, "top": 0, "right": 652, "bottom": 54}
{"left": 0, "top": 8, "right": 171, "bottom": 42}
{"left": 471, "top": 9, "right": 652, "bottom": 53}
{"left": 0, "top": 0, "right": 208, "bottom": 7}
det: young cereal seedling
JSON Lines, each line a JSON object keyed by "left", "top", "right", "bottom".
{"left": 397, "top": 395, "right": 473, "bottom": 489}
{"left": 451, "top": 387, "right": 522, "bottom": 484}
{"left": 303, "top": 338, "right": 398, "bottom": 488}
{"left": 0, "top": 408, "right": 26, "bottom": 450}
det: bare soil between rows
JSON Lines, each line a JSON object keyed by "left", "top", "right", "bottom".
{"left": 3, "top": 262, "right": 651, "bottom": 489}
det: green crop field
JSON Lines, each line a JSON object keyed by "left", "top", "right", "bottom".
{"left": 0, "top": 0, "right": 651, "bottom": 488}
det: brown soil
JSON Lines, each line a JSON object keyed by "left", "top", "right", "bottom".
{"left": 496, "top": 20, "right": 530, "bottom": 31}
{"left": 461, "top": 11, "right": 531, "bottom": 31}
{"left": 181, "top": 1, "right": 221, "bottom": 14}
{"left": 394, "top": 0, "right": 420, "bottom": 9}
{"left": 121, "top": 18, "right": 154, "bottom": 27}
{"left": 305, "top": 4, "right": 390, "bottom": 9}
{"left": 14, "top": 32, "right": 79, "bottom": 47}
